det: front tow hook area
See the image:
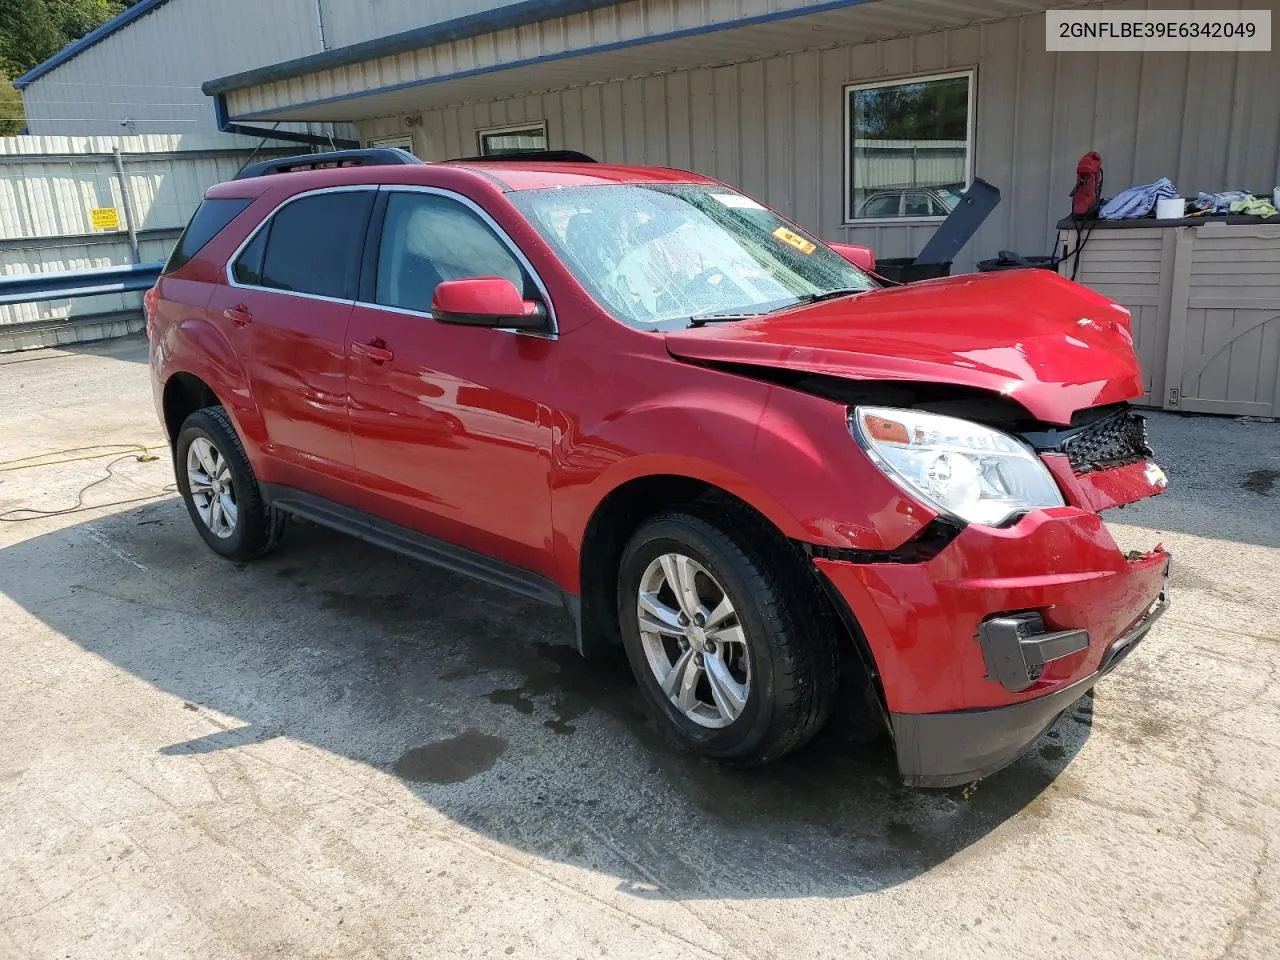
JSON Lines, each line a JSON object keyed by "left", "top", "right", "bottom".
{"left": 977, "top": 613, "right": 1090, "bottom": 693}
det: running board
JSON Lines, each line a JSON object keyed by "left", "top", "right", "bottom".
{"left": 261, "top": 484, "right": 565, "bottom": 608}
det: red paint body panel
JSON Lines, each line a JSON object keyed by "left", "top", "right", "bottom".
{"left": 819, "top": 511, "right": 1169, "bottom": 713}
{"left": 345, "top": 303, "right": 556, "bottom": 577}
{"left": 666, "top": 270, "right": 1141, "bottom": 425}
{"left": 151, "top": 158, "right": 1172, "bottom": 776}
{"left": 1043, "top": 453, "right": 1168, "bottom": 512}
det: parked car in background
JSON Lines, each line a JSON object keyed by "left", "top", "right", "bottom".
{"left": 857, "top": 185, "right": 964, "bottom": 218}
{"left": 146, "top": 151, "right": 1170, "bottom": 787}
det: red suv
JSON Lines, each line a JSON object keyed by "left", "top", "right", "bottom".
{"left": 148, "top": 149, "right": 1170, "bottom": 786}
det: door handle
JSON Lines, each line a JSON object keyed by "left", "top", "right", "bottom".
{"left": 223, "top": 305, "right": 253, "bottom": 326}
{"left": 351, "top": 339, "right": 394, "bottom": 364}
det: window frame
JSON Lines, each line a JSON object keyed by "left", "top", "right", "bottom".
{"left": 842, "top": 68, "right": 976, "bottom": 226}
{"left": 225, "top": 186, "right": 378, "bottom": 305}
{"left": 359, "top": 185, "right": 559, "bottom": 337}
{"left": 476, "top": 121, "right": 549, "bottom": 157}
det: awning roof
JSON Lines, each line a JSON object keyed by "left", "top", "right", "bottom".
{"left": 212, "top": 0, "right": 1087, "bottom": 125}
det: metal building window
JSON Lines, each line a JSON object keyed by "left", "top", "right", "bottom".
{"left": 477, "top": 121, "right": 548, "bottom": 157}
{"left": 844, "top": 70, "right": 975, "bottom": 223}
{"left": 370, "top": 136, "right": 415, "bottom": 154}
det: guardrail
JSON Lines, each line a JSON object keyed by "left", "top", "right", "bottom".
{"left": 0, "top": 262, "right": 163, "bottom": 307}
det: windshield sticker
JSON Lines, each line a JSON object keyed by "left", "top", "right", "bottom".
{"left": 711, "top": 193, "right": 766, "bottom": 210}
{"left": 772, "top": 226, "right": 817, "bottom": 255}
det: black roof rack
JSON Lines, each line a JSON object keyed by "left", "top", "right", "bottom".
{"left": 235, "top": 147, "right": 424, "bottom": 180}
{"left": 451, "top": 149, "right": 597, "bottom": 163}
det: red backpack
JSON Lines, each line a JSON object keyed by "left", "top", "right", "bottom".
{"left": 1071, "top": 152, "right": 1104, "bottom": 220}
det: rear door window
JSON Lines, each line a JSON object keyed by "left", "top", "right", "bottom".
{"left": 233, "top": 229, "right": 268, "bottom": 286}
{"left": 249, "top": 191, "right": 374, "bottom": 300}
{"left": 164, "top": 197, "right": 253, "bottom": 273}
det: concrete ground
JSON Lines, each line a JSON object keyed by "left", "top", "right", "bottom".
{"left": 1, "top": 334, "right": 1278, "bottom": 960}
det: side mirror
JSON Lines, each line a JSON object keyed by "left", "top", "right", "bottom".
{"left": 829, "top": 242, "right": 876, "bottom": 273}
{"left": 431, "top": 277, "right": 546, "bottom": 330}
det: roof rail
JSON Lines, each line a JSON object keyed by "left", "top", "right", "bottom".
{"left": 452, "top": 150, "right": 597, "bottom": 163}
{"left": 235, "top": 147, "right": 423, "bottom": 180}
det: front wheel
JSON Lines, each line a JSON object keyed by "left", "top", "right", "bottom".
{"left": 174, "top": 406, "right": 286, "bottom": 560}
{"left": 617, "top": 506, "right": 838, "bottom": 765}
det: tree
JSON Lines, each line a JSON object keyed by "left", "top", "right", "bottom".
{"left": 0, "top": 73, "right": 22, "bottom": 135}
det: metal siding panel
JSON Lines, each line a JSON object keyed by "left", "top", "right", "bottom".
{"left": 737, "top": 60, "right": 766, "bottom": 200}
{"left": 688, "top": 67, "right": 715, "bottom": 175}
{"left": 622, "top": 77, "right": 645, "bottom": 163}
{"left": 601, "top": 82, "right": 627, "bottom": 163}
{"left": 972, "top": 18, "right": 1019, "bottom": 273}
{"left": 23, "top": 0, "right": 322, "bottom": 136}
{"left": 560, "top": 86, "right": 587, "bottom": 156}
{"left": 642, "top": 76, "right": 669, "bottom": 166}
{"left": 763, "top": 54, "right": 792, "bottom": 214}
{"left": 712, "top": 66, "right": 739, "bottom": 185}
{"left": 665, "top": 71, "right": 692, "bottom": 170}
{"left": 791, "top": 51, "right": 820, "bottom": 234}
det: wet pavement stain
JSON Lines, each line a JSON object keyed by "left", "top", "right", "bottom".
{"left": 1039, "top": 743, "right": 1066, "bottom": 762}
{"left": 477, "top": 643, "right": 636, "bottom": 737}
{"left": 393, "top": 729, "right": 508, "bottom": 784}
{"left": 487, "top": 688, "right": 534, "bottom": 715}
{"left": 1241, "top": 468, "right": 1279, "bottom": 495}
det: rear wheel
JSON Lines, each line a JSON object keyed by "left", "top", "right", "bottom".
{"left": 617, "top": 505, "right": 838, "bottom": 765}
{"left": 175, "top": 406, "right": 286, "bottom": 560}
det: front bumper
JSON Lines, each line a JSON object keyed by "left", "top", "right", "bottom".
{"left": 816, "top": 505, "right": 1170, "bottom": 786}
{"left": 891, "top": 591, "right": 1167, "bottom": 787}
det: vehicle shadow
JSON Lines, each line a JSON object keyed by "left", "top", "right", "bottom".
{"left": 0, "top": 500, "right": 1090, "bottom": 900}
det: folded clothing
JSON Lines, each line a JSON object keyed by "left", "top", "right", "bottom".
{"left": 1100, "top": 177, "right": 1178, "bottom": 220}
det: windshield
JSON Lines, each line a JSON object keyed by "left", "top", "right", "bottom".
{"left": 509, "top": 183, "right": 875, "bottom": 329}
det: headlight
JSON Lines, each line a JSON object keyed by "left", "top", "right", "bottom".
{"left": 851, "top": 406, "right": 1064, "bottom": 527}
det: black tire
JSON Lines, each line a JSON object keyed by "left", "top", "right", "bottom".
{"left": 174, "top": 405, "right": 287, "bottom": 561}
{"left": 617, "top": 502, "right": 838, "bottom": 766}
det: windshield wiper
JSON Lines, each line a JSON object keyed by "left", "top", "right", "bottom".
{"left": 688, "top": 288, "right": 868, "bottom": 327}
{"left": 789, "top": 287, "right": 868, "bottom": 307}
{"left": 687, "top": 312, "right": 764, "bottom": 327}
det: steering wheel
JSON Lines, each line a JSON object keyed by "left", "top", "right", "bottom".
{"left": 680, "top": 266, "right": 735, "bottom": 309}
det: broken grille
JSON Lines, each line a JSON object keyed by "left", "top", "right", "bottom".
{"left": 1062, "top": 410, "right": 1153, "bottom": 474}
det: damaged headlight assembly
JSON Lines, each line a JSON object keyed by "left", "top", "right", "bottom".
{"left": 851, "top": 406, "right": 1064, "bottom": 527}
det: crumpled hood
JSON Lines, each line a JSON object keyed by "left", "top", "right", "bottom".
{"left": 664, "top": 270, "right": 1143, "bottom": 425}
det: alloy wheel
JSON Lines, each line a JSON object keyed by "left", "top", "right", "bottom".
{"left": 186, "top": 436, "right": 238, "bottom": 539}
{"left": 636, "top": 553, "right": 751, "bottom": 728}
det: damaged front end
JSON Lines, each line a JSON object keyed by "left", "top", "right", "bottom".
{"left": 814, "top": 396, "right": 1172, "bottom": 787}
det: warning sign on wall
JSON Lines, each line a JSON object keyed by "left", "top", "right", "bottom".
{"left": 90, "top": 207, "right": 120, "bottom": 230}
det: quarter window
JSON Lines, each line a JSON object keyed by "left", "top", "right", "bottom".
{"left": 239, "top": 191, "right": 374, "bottom": 300}
{"left": 845, "top": 70, "right": 974, "bottom": 222}
{"left": 374, "top": 192, "right": 528, "bottom": 314}
{"left": 164, "top": 197, "right": 253, "bottom": 274}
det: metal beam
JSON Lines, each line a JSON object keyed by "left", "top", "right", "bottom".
{"left": 0, "top": 262, "right": 163, "bottom": 306}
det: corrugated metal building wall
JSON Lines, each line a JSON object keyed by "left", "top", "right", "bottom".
{"left": 0, "top": 134, "right": 299, "bottom": 347}
{"left": 354, "top": 2, "right": 1280, "bottom": 271}
{"left": 19, "top": 0, "right": 323, "bottom": 136}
